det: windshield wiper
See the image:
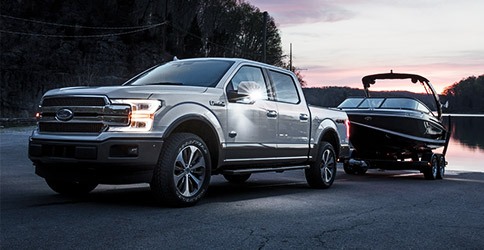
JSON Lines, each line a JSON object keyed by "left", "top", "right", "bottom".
{"left": 145, "top": 82, "right": 183, "bottom": 85}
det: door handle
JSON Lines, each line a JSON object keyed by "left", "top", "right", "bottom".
{"left": 300, "top": 114, "right": 309, "bottom": 121}
{"left": 267, "top": 110, "right": 278, "bottom": 118}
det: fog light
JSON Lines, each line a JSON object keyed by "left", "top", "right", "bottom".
{"left": 110, "top": 145, "right": 139, "bottom": 157}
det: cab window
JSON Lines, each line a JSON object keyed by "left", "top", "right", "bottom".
{"left": 270, "top": 70, "right": 300, "bottom": 104}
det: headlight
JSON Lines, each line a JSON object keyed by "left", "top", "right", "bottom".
{"left": 109, "top": 99, "right": 162, "bottom": 132}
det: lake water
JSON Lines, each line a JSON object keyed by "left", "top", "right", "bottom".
{"left": 440, "top": 115, "right": 484, "bottom": 172}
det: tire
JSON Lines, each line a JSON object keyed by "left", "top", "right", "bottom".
{"left": 151, "top": 133, "right": 211, "bottom": 207}
{"left": 423, "top": 154, "right": 438, "bottom": 180}
{"left": 305, "top": 141, "right": 337, "bottom": 189}
{"left": 436, "top": 154, "right": 445, "bottom": 179}
{"left": 223, "top": 173, "right": 251, "bottom": 183}
{"left": 46, "top": 179, "right": 98, "bottom": 196}
{"left": 343, "top": 163, "right": 367, "bottom": 175}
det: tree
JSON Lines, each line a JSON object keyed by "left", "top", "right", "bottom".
{"left": 0, "top": 0, "right": 286, "bottom": 118}
{"left": 442, "top": 75, "right": 484, "bottom": 113}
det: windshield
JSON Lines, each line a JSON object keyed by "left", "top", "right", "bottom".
{"left": 380, "top": 98, "right": 431, "bottom": 113}
{"left": 125, "top": 60, "right": 234, "bottom": 87}
{"left": 359, "top": 98, "right": 384, "bottom": 109}
{"left": 338, "top": 98, "right": 364, "bottom": 108}
{"left": 339, "top": 97, "right": 432, "bottom": 113}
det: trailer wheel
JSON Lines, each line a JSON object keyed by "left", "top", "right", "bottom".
{"left": 305, "top": 141, "right": 336, "bottom": 189}
{"left": 436, "top": 154, "right": 445, "bottom": 179}
{"left": 423, "top": 154, "right": 438, "bottom": 180}
{"left": 343, "top": 163, "right": 367, "bottom": 175}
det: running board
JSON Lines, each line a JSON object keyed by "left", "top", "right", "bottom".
{"left": 222, "top": 165, "right": 310, "bottom": 175}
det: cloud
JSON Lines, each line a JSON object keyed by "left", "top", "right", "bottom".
{"left": 247, "top": 0, "right": 484, "bottom": 94}
{"left": 248, "top": 0, "right": 355, "bottom": 26}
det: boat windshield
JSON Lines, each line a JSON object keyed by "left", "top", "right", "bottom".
{"left": 338, "top": 97, "right": 432, "bottom": 113}
{"left": 338, "top": 98, "right": 364, "bottom": 108}
{"left": 380, "top": 98, "right": 431, "bottom": 113}
{"left": 359, "top": 98, "right": 384, "bottom": 108}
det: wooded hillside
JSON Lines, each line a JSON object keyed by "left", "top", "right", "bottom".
{"left": 441, "top": 75, "right": 484, "bottom": 113}
{"left": 1, "top": 0, "right": 283, "bottom": 118}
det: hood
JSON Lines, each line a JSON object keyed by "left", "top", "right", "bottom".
{"left": 44, "top": 85, "right": 209, "bottom": 99}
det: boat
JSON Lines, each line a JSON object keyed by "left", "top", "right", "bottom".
{"left": 338, "top": 72, "right": 451, "bottom": 179}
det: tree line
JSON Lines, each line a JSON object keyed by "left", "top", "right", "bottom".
{"left": 1, "top": 0, "right": 286, "bottom": 118}
{"left": 441, "top": 75, "right": 484, "bottom": 113}
{"left": 303, "top": 75, "right": 484, "bottom": 114}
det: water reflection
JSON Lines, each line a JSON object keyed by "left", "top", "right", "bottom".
{"left": 442, "top": 115, "right": 484, "bottom": 172}
{"left": 444, "top": 116, "right": 484, "bottom": 150}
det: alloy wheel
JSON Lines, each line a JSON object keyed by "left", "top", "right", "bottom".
{"left": 173, "top": 145, "right": 206, "bottom": 197}
{"left": 321, "top": 149, "right": 336, "bottom": 183}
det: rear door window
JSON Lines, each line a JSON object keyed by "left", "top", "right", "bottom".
{"left": 269, "top": 70, "right": 300, "bottom": 104}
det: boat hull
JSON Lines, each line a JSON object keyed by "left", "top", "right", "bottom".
{"left": 347, "top": 111, "right": 447, "bottom": 159}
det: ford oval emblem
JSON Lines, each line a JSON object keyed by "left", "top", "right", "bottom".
{"left": 56, "top": 108, "right": 74, "bottom": 121}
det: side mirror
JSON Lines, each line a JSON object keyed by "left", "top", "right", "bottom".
{"left": 227, "top": 81, "right": 263, "bottom": 104}
{"left": 237, "top": 81, "right": 261, "bottom": 96}
{"left": 227, "top": 90, "right": 244, "bottom": 102}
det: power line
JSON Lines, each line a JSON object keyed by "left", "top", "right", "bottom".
{"left": 0, "top": 14, "right": 165, "bottom": 30}
{"left": 0, "top": 22, "right": 167, "bottom": 38}
{"left": 1, "top": 14, "right": 283, "bottom": 61}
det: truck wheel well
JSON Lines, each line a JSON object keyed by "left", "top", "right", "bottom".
{"left": 170, "top": 119, "right": 219, "bottom": 170}
{"left": 321, "top": 130, "right": 340, "bottom": 157}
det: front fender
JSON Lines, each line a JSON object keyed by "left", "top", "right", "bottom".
{"left": 153, "top": 102, "right": 225, "bottom": 144}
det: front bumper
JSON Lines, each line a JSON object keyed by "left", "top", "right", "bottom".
{"left": 28, "top": 137, "right": 163, "bottom": 184}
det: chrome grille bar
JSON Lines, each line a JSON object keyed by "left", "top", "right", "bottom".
{"left": 38, "top": 95, "right": 131, "bottom": 133}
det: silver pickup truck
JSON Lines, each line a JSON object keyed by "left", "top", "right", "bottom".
{"left": 29, "top": 58, "right": 350, "bottom": 206}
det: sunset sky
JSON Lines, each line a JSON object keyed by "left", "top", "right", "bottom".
{"left": 249, "top": 0, "right": 484, "bottom": 93}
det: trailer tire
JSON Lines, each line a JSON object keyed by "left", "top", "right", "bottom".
{"left": 423, "top": 154, "right": 438, "bottom": 180}
{"left": 436, "top": 154, "right": 445, "bottom": 179}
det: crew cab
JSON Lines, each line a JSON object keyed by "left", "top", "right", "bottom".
{"left": 29, "top": 58, "right": 350, "bottom": 206}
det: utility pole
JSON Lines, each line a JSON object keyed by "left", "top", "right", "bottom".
{"left": 262, "top": 11, "right": 267, "bottom": 63}
{"left": 289, "top": 43, "right": 293, "bottom": 72}
{"left": 162, "top": 0, "right": 168, "bottom": 58}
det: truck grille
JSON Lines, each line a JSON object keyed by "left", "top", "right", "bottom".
{"left": 39, "top": 123, "right": 106, "bottom": 133}
{"left": 38, "top": 95, "right": 130, "bottom": 134}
